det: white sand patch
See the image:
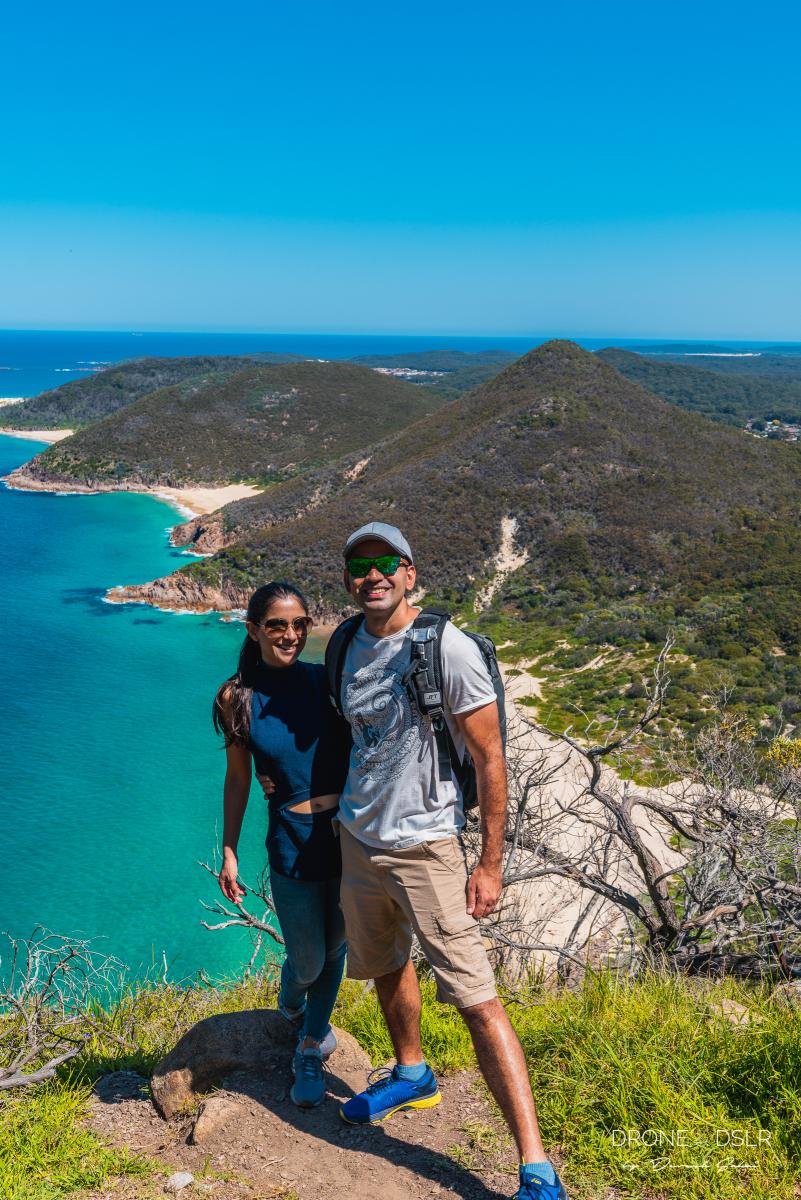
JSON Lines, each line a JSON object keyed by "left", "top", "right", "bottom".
{"left": 474, "top": 516, "right": 529, "bottom": 611}
{"left": 0, "top": 398, "right": 25, "bottom": 406}
{"left": 344, "top": 455, "right": 371, "bottom": 482}
{"left": 152, "top": 483, "right": 263, "bottom": 517}
{"left": 0, "top": 427, "right": 74, "bottom": 443}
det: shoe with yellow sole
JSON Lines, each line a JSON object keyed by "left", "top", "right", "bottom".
{"left": 340, "top": 1065, "right": 441, "bottom": 1124}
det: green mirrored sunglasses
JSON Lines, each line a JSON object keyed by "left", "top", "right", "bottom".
{"left": 345, "top": 554, "right": 408, "bottom": 578}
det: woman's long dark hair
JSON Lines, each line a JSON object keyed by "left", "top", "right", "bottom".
{"left": 212, "top": 581, "right": 310, "bottom": 747}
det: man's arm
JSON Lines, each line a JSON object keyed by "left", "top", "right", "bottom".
{"left": 452, "top": 700, "right": 506, "bottom": 919}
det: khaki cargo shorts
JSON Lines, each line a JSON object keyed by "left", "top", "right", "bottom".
{"left": 338, "top": 824, "right": 497, "bottom": 1009}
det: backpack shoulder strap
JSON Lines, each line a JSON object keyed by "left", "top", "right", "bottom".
{"left": 402, "top": 607, "right": 454, "bottom": 782}
{"left": 324, "top": 613, "right": 364, "bottom": 714}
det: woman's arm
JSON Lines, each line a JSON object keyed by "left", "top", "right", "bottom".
{"left": 219, "top": 740, "right": 252, "bottom": 905}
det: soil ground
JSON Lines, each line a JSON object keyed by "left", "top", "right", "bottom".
{"left": 78, "top": 1049, "right": 554, "bottom": 1200}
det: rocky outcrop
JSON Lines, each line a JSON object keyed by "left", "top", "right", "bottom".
{"left": 106, "top": 572, "right": 250, "bottom": 614}
{"left": 150, "top": 1010, "right": 369, "bottom": 1120}
{"left": 3, "top": 467, "right": 112, "bottom": 494}
{"left": 106, "top": 566, "right": 354, "bottom": 621}
{"left": 169, "top": 511, "right": 228, "bottom": 554}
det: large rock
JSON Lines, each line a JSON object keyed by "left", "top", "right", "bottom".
{"left": 151, "top": 1009, "right": 294, "bottom": 1119}
{"left": 150, "top": 1009, "right": 370, "bottom": 1120}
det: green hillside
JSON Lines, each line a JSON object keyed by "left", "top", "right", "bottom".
{"left": 131, "top": 341, "right": 801, "bottom": 736}
{"left": 0, "top": 356, "right": 268, "bottom": 430}
{"left": 19, "top": 361, "right": 450, "bottom": 488}
{"left": 597, "top": 347, "right": 801, "bottom": 426}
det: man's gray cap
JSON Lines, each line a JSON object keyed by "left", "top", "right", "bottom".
{"left": 343, "top": 521, "right": 413, "bottom": 563}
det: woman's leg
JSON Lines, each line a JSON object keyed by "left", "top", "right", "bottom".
{"left": 269, "top": 871, "right": 327, "bottom": 1018}
{"left": 302, "top": 875, "right": 347, "bottom": 1043}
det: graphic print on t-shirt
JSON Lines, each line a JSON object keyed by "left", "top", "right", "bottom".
{"left": 343, "top": 661, "right": 426, "bottom": 785}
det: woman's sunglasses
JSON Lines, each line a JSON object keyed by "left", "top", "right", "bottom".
{"left": 345, "top": 554, "right": 409, "bottom": 578}
{"left": 258, "top": 617, "right": 314, "bottom": 636}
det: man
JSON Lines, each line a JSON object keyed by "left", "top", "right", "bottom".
{"left": 333, "top": 520, "right": 567, "bottom": 1200}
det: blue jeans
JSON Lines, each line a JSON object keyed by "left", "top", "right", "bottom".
{"left": 269, "top": 870, "right": 346, "bottom": 1042}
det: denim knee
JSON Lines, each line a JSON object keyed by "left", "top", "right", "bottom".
{"left": 283, "top": 943, "right": 327, "bottom": 989}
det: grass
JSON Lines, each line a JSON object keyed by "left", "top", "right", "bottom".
{"left": 334, "top": 972, "right": 799, "bottom": 1199}
{"left": 1, "top": 970, "right": 798, "bottom": 1199}
{"left": 0, "top": 1084, "right": 151, "bottom": 1200}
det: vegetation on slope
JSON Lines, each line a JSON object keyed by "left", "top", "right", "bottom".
{"left": 21, "top": 361, "right": 450, "bottom": 488}
{"left": 1, "top": 349, "right": 517, "bottom": 433}
{"left": 154, "top": 342, "right": 801, "bottom": 734}
{"left": 597, "top": 347, "right": 801, "bottom": 426}
{"left": 0, "top": 357, "right": 264, "bottom": 430}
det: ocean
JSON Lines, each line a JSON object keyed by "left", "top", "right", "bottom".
{"left": 0, "top": 432, "right": 326, "bottom": 983}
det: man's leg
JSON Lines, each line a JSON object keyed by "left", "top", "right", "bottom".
{"left": 373, "top": 959, "right": 424, "bottom": 1065}
{"left": 459, "top": 997, "right": 545, "bottom": 1163}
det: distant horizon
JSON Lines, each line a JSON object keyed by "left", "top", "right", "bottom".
{"left": 2, "top": 326, "right": 801, "bottom": 347}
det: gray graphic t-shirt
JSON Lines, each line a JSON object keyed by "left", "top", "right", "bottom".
{"left": 338, "top": 617, "right": 497, "bottom": 849}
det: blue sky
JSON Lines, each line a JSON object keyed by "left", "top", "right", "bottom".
{"left": 2, "top": 0, "right": 800, "bottom": 337}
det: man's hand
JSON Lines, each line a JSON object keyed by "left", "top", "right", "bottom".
{"left": 466, "top": 860, "right": 503, "bottom": 920}
{"left": 218, "top": 851, "right": 246, "bottom": 906}
{"left": 255, "top": 772, "right": 276, "bottom": 798}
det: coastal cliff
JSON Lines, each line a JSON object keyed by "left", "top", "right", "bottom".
{"left": 106, "top": 572, "right": 249, "bottom": 612}
{"left": 107, "top": 569, "right": 351, "bottom": 625}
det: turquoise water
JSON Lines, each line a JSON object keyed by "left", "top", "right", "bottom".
{"left": 0, "top": 435, "right": 324, "bottom": 983}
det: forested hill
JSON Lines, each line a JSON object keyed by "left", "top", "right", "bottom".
{"left": 108, "top": 341, "right": 801, "bottom": 736}
{"left": 126, "top": 338, "right": 801, "bottom": 619}
{"left": 14, "top": 361, "right": 451, "bottom": 489}
{"left": 597, "top": 347, "right": 801, "bottom": 426}
{"left": 0, "top": 357, "right": 269, "bottom": 430}
{"left": 1, "top": 349, "right": 518, "bottom": 432}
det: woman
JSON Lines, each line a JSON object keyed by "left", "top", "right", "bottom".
{"left": 213, "top": 581, "right": 351, "bottom": 1108}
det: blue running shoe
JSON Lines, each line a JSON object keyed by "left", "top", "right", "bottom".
{"left": 514, "top": 1169, "right": 568, "bottom": 1199}
{"left": 340, "top": 1065, "right": 441, "bottom": 1125}
{"left": 290, "top": 1045, "right": 325, "bottom": 1108}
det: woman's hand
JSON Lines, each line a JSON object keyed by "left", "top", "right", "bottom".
{"left": 255, "top": 771, "right": 276, "bottom": 798}
{"left": 218, "top": 850, "right": 246, "bottom": 906}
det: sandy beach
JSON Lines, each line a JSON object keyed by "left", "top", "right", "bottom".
{"left": 2, "top": 466, "right": 262, "bottom": 518}
{"left": 0, "top": 427, "right": 74, "bottom": 443}
{"left": 152, "top": 483, "right": 262, "bottom": 517}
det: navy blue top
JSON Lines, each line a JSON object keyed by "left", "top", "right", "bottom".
{"left": 249, "top": 659, "right": 350, "bottom": 881}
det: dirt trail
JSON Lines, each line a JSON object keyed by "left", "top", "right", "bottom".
{"left": 83, "top": 1057, "right": 531, "bottom": 1200}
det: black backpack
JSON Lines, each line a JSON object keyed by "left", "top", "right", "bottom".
{"left": 325, "top": 607, "right": 506, "bottom": 811}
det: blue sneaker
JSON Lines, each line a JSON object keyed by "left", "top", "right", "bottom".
{"left": 290, "top": 1045, "right": 325, "bottom": 1108}
{"left": 514, "top": 1169, "right": 568, "bottom": 1199}
{"left": 340, "top": 1065, "right": 441, "bottom": 1125}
